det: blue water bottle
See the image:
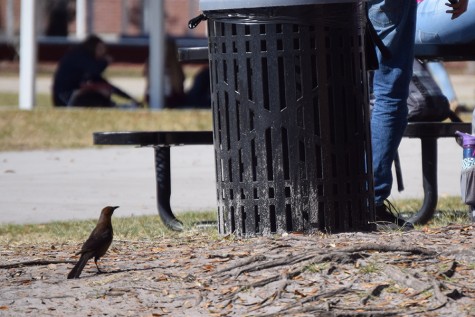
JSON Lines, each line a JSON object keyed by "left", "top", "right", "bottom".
{"left": 457, "top": 131, "right": 475, "bottom": 222}
{"left": 456, "top": 131, "right": 475, "bottom": 170}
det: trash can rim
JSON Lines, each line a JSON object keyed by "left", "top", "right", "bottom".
{"left": 200, "top": 0, "right": 363, "bottom": 10}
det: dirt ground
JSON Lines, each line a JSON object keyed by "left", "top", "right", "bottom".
{"left": 1, "top": 225, "right": 475, "bottom": 317}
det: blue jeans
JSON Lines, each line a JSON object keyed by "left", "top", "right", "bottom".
{"left": 368, "top": 0, "right": 417, "bottom": 205}
{"left": 416, "top": 0, "right": 475, "bottom": 44}
{"left": 416, "top": 0, "right": 475, "bottom": 103}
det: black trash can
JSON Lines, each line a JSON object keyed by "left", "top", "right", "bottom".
{"left": 201, "top": 0, "right": 374, "bottom": 236}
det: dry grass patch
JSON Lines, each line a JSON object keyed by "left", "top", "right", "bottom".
{"left": 0, "top": 211, "right": 217, "bottom": 245}
{"left": 0, "top": 108, "right": 212, "bottom": 151}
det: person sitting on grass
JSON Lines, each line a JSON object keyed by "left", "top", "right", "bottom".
{"left": 52, "top": 34, "right": 140, "bottom": 108}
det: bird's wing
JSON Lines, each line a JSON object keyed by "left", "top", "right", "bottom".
{"left": 80, "top": 226, "right": 113, "bottom": 254}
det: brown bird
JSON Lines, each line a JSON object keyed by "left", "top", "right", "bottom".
{"left": 67, "top": 206, "right": 119, "bottom": 279}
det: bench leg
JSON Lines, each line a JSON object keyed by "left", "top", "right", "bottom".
{"left": 408, "top": 137, "right": 438, "bottom": 225}
{"left": 154, "top": 146, "right": 184, "bottom": 231}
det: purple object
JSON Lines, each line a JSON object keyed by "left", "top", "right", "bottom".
{"left": 456, "top": 132, "right": 475, "bottom": 168}
{"left": 457, "top": 131, "right": 475, "bottom": 147}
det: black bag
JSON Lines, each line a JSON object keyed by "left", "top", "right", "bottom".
{"left": 407, "top": 59, "right": 451, "bottom": 122}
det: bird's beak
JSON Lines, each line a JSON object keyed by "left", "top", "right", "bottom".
{"left": 112, "top": 206, "right": 119, "bottom": 211}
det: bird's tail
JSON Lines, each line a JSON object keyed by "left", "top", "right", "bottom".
{"left": 67, "top": 254, "right": 89, "bottom": 279}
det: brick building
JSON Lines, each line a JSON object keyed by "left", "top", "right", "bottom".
{"left": 0, "top": 0, "right": 207, "bottom": 39}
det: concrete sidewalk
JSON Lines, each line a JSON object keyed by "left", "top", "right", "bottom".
{"left": 0, "top": 146, "right": 216, "bottom": 224}
{"left": 0, "top": 137, "right": 465, "bottom": 225}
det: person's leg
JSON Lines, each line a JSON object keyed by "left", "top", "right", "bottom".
{"left": 425, "top": 61, "right": 463, "bottom": 113}
{"left": 69, "top": 90, "right": 113, "bottom": 107}
{"left": 368, "top": 0, "right": 417, "bottom": 206}
{"left": 416, "top": 0, "right": 475, "bottom": 44}
{"left": 426, "top": 61, "right": 457, "bottom": 103}
{"left": 416, "top": 1, "right": 475, "bottom": 114}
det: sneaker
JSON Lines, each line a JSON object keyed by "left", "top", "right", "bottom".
{"left": 375, "top": 200, "right": 414, "bottom": 231}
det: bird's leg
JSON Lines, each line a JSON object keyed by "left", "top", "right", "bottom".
{"left": 94, "top": 257, "right": 104, "bottom": 273}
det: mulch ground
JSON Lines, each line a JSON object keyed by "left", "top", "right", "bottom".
{"left": 1, "top": 225, "right": 475, "bottom": 316}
